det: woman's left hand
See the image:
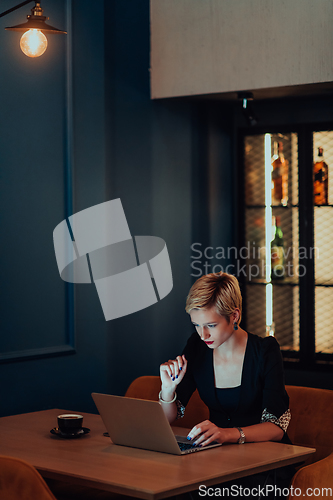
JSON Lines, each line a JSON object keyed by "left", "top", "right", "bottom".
{"left": 186, "top": 420, "right": 229, "bottom": 447}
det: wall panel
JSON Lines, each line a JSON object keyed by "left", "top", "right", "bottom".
{"left": 0, "top": 0, "right": 72, "bottom": 362}
{"left": 0, "top": 0, "right": 108, "bottom": 417}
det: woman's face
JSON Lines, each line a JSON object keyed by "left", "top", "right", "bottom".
{"left": 190, "top": 306, "right": 234, "bottom": 349}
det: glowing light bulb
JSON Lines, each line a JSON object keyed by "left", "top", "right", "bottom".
{"left": 20, "top": 29, "right": 47, "bottom": 58}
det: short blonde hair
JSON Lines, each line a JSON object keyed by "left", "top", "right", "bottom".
{"left": 185, "top": 272, "right": 242, "bottom": 324}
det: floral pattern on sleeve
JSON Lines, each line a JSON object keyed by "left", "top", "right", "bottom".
{"left": 175, "top": 399, "right": 186, "bottom": 419}
{"left": 261, "top": 407, "right": 291, "bottom": 433}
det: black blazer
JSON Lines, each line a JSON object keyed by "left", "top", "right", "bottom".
{"left": 177, "top": 331, "right": 291, "bottom": 443}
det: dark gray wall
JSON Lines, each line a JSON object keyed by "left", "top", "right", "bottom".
{"left": 103, "top": 1, "right": 235, "bottom": 397}
{"left": 0, "top": 0, "right": 234, "bottom": 417}
{"left": 0, "top": 0, "right": 108, "bottom": 417}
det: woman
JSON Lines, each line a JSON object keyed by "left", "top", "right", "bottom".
{"left": 159, "top": 272, "right": 293, "bottom": 493}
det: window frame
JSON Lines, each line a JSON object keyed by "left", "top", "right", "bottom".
{"left": 237, "top": 122, "right": 333, "bottom": 371}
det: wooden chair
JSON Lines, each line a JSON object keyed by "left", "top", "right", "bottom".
{"left": 125, "top": 376, "right": 333, "bottom": 499}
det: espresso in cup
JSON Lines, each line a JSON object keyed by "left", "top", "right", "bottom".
{"left": 57, "top": 414, "right": 83, "bottom": 433}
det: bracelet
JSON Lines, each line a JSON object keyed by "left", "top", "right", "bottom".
{"left": 159, "top": 390, "right": 177, "bottom": 404}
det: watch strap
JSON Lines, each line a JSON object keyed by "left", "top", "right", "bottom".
{"left": 235, "top": 426, "right": 246, "bottom": 444}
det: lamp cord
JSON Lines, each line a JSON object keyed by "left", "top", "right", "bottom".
{"left": 0, "top": 0, "right": 34, "bottom": 19}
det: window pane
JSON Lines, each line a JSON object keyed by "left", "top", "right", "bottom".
{"left": 315, "top": 287, "right": 333, "bottom": 354}
{"left": 245, "top": 208, "right": 265, "bottom": 281}
{"left": 244, "top": 135, "right": 266, "bottom": 206}
{"left": 313, "top": 130, "right": 333, "bottom": 355}
{"left": 314, "top": 207, "right": 333, "bottom": 285}
{"left": 245, "top": 284, "right": 266, "bottom": 337}
{"left": 244, "top": 133, "right": 299, "bottom": 353}
{"left": 313, "top": 130, "right": 333, "bottom": 205}
{"left": 273, "top": 285, "right": 299, "bottom": 351}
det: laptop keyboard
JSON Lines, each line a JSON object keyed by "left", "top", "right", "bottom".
{"left": 178, "top": 441, "right": 200, "bottom": 451}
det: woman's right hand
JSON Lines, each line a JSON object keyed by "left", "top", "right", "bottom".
{"left": 160, "top": 355, "right": 187, "bottom": 391}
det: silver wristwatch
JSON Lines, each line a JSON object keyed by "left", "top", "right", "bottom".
{"left": 235, "top": 427, "right": 246, "bottom": 444}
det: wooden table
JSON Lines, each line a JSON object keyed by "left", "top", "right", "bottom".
{"left": 0, "top": 409, "right": 315, "bottom": 500}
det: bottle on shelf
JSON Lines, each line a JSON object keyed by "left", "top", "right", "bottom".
{"left": 271, "top": 216, "right": 285, "bottom": 280}
{"left": 271, "top": 141, "right": 288, "bottom": 206}
{"left": 313, "top": 147, "right": 328, "bottom": 205}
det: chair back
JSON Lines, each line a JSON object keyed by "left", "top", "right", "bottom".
{"left": 124, "top": 375, "right": 209, "bottom": 428}
{"left": 286, "top": 385, "right": 333, "bottom": 465}
{"left": 0, "top": 455, "right": 57, "bottom": 500}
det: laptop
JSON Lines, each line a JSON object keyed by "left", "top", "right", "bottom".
{"left": 91, "top": 392, "right": 222, "bottom": 455}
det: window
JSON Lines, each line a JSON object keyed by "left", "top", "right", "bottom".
{"left": 239, "top": 125, "right": 333, "bottom": 369}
